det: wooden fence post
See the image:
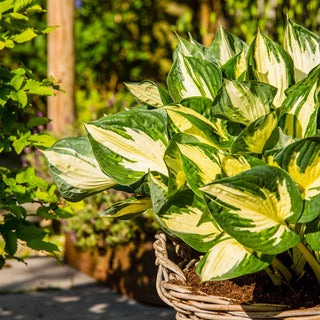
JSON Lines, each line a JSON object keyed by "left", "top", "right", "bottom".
{"left": 47, "top": 0, "right": 75, "bottom": 136}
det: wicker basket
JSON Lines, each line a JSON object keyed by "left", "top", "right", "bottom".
{"left": 153, "top": 233, "right": 320, "bottom": 320}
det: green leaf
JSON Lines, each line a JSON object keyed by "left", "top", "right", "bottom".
{"left": 231, "top": 111, "right": 279, "bottom": 154}
{"left": 197, "top": 236, "right": 273, "bottom": 281}
{"left": 54, "top": 207, "right": 74, "bottom": 219}
{"left": 279, "top": 81, "right": 320, "bottom": 139}
{"left": 271, "top": 137, "right": 320, "bottom": 223}
{"left": 124, "top": 80, "right": 172, "bottom": 107}
{"left": 0, "top": 0, "right": 14, "bottom": 14}
{"left": 3, "top": 230, "right": 18, "bottom": 256}
{"left": 27, "top": 240, "right": 59, "bottom": 252}
{"left": 13, "top": 0, "right": 34, "bottom": 12}
{"left": 206, "top": 24, "right": 248, "bottom": 66}
{"left": 8, "top": 12, "right": 29, "bottom": 20}
{"left": 10, "top": 74, "right": 24, "bottom": 91}
{"left": 16, "top": 223, "right": 45, "bottom": 242}
{"left": 157, "top": 190, "right": 222, "bottom": 252}
{"left": 11, "top": 28, "right": 37, "bottom": 43}
{"left": 12, "top": 134, "right": 29, "bottom": 154}
{"left": 200, "top": 166, "right": 302, "bottom": 255}
{"left": 85, "top": 108, "right": 168, "bottom": 185}
{"left": 148, "top": 172, "right": 168, "bottom": 214}
{"left": 23, "top": 79, "right": 54, "bottom": 96}
{"left": 284, "top": 18, "right": 320, "bottom": 82}
{"left": 167, "top": 53, "right": 222, "bottom": 102}
{"left": 37, "top": 206, "right": 56, "bottom": 220}
{"left": 27, "top": 133, "right": 56, "bottom": 148}
{"left": 212, "top": 80, "right": 277, "bottom": 125}
{"left": 100, "top": 196, "right": 152, "bottom": 220}
{"left": 221, "top": 48, "right": 247, "bottom": 80}
{"left": 10, "top": 90, "right": 28, "bottom": 107}
{"left": 247, "top": 30, "right": 294, "bottom": 108}
{"left": 27, "top": 116, "right": 51, "bottom": 128}
{"left": 7, "top": 205, "right": 27, "bottom": 218}
{"left": 43, "top": 136, "right": 117, "bottom": 202}
{"left": 174, "top": 33, "right": 207, "bottom": 61}
{"left": 16, "top": 167, "right": 48, "bottom": 189}
{"left": 305, "top": 217, "right": 320, "bottom": 250}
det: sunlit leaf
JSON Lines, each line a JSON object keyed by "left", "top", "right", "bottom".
{"left": 201, "top": 166, "right": 302, "bottom": 255}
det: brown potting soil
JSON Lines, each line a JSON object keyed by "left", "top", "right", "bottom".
{"left": 172, "top": 266, "right": 320, "bottom": 309}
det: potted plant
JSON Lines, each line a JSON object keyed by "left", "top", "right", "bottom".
{"left": 44, "top": 19, "right": 320, "bottom": 318}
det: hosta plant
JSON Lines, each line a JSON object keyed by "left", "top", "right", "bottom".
{"left": 45, "top": 19, "right": 320, "bottom": 287}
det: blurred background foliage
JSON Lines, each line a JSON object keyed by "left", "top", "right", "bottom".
{"left": 2, "top": 0, "right": 320, "bottom": 124}
{"left": 1, "top": 0, "right": 319, "bottom": 254}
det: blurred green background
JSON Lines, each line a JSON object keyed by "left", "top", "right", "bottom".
{"left": 3, "top": 0, "right": 320, "bottom": 125}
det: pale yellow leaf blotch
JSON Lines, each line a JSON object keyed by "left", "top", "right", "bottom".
{"left": 199, "top": 238, "right": 251, "bottom": 281}
{"left": 284, "top": 23, "right": 320, "bottom": 82}
{"left": 254, "top": 31, "right": 289, "bottom": 108}
{"left": 44, "top": 150, "right": 116, "bottom": 191}
{"left": 111, "top": 198, "right": 152, "bottom": 218}
{"left": 85, "top": 124, "right": 168, "bottom": 176}
{"left": 177, "top": 143, "right": 221, "bottom": 185}
{"left": 124, "top": 82, "right": 163, "bottom": 107}
{"left": 286, "top": 151, "right": 320, "bottom": 200}
{"left": 200, "top": 179, "right": 293, "bottom": 245}
{"left": 159, "top": 205, "right": 220, "bottom": 238}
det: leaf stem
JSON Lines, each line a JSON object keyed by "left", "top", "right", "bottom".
{"left": 264, "top": 266, "right": 282, "bottom": 286}
{"left": 271, "top": 258, "right": 292, "bottom": 283}
{"left": 296, "top": 242, "right": 320, "bottom": 284}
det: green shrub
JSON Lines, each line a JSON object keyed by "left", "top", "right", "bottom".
{"left": 0, "top": 0, "right": 73, "bottom": 267}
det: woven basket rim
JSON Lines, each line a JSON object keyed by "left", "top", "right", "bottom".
{"left": 153, "top": 232, "right": 320, "bottom": 320}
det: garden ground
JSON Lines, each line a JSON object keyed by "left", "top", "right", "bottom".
{"left": 0, "top": 256, "right": 175, "bottom": 320}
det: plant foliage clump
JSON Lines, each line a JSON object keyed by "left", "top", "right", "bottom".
{"left": 0, "top": 0, "right": 72, "bottom": 267}
{"left": 45, "top": 18, "right": 320, "bottom": 285}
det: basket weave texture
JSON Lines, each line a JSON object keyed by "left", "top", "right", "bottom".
{"left": 153, "top": 233, "right": 320, "bottom": 320}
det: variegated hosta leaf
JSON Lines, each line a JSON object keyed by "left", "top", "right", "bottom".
{"left": 100, "top": 196, "right": 152, "bottom": 220}
{"left": 165, "top": 104, "right": 233, "bottom": 149}
{"left": 177, "top": 141, "right": 221, "bottom": 195}
{"left": 167, "top": 53, "right": 222, "bottom": 101}
{"left": 279, "top": 81, "right": 320, "bottom": 139}
{"left": 157, "top": 190, "right": 222, "bottom": 252}
{"left": 124, "top": 80, "right": 172, "bottom": 107}
{"left": 248, "top": 30, "right": 294, "bottom": 108}
{"left": 221, "top": 48, "right": 247, "bottom": 80}
{"left": 188, "top": 33, "right": 208, "bottom": 55}
{"left": 306, "top": 217, "right": 320, "bottom": 250}
{"left": 220, "top": 154, "right": 267, "bottom": 177}
{"left": 206, "top": 24, "right": 248, "bottom": 66}
{"left": 212, "top": 79, "right": 277, "bottom": 125}
{"left": 200, "top": 166, "right": 302, "bottom": 255}
{"left": 148, "top": 171, "right": 169, "bottom": 214}
{"left": 180, "top": 96, "right": 214, "bottom": 121}
{"left": 285, "top": 64, "right": 320, "bottom": 96}
{"left": 85, "top": 109, "right": 168, "bottom": 185}
{"left": 164, "top": 134, "right": 199, "bottom": 196}
{"left": 174, "top": 33, "right": 206, "bottom": 61}
{"left": 271, "top": 137, "right": 320, "bottom": 223}
{"left": 197, "top": 236, "right": 273, "bottom": 281}
{"left": 231, "top": 111, "right": 278, "bottom": 154}
{"left": 284, "top": 19, "right": 320, "bottom": 83}
{"left": 43, "top": 136, "right": 116, "bottom": 202}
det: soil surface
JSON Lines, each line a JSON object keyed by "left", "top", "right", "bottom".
{"left": 174, "top": 266, "right": 320, "bottom": 309}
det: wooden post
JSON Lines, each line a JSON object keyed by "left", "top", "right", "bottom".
{"left": 47, "top": 0, "right": 75, "bottom": 136}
